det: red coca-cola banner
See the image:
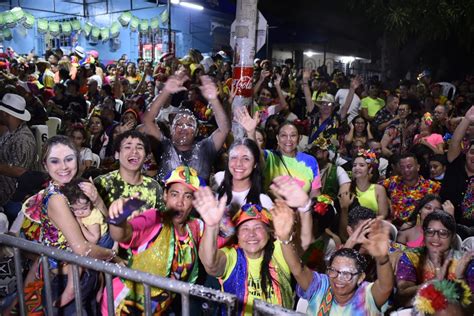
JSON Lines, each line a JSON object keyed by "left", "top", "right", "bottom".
{"left": 232, "top": 66, "right": 254, "bottom": 98}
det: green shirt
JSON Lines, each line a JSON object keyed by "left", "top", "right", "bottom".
{"left": 361, "top": 96, "right": 385, "bottom": 117}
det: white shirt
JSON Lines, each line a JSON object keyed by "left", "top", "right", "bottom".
{"left": 335, "top": 88, "right": 361, "bottom": 123}
{"left": 213, "top": 171, "right": 274, "bottom": 211}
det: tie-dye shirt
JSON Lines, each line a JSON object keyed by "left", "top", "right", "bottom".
{"left": 263, "top": 150, "right": 321, "bottom": 193}
{"left": 297, "top": 272, "right": 387, "bottom": 315}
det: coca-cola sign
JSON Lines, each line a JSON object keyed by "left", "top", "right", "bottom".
{"left": 233, "top": 66, "right": 254, "bottom": 98}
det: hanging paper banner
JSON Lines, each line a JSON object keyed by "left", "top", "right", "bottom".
{"left": 61, "top": 21, "right": 72, "bottom": 36}
{"left": 3, "top": 28, "right": 12, "bottom": 40}
{"left": 100, "top": 27, "right": 110, "bottom": 41}
{"left": 83, "top": 21, "right": 93, "bottom": 37}
{"left": 129, "top": 16, "right": 139, "bottom": 32}
{"left": 110, "top": 21, "right": 120, "bottom": 38}
{"left": 139, "top": 19, "right": 149, "bottom": 34}
{"left": 150, "top": 16, "right": 159, "bottom": 32}
{"left": 71, "top": 19, "right": 81, "bottom": 32}
{"left": 22, "top": 13, "right": 35, "bottom": 29}
{"left": 4, "top": 11, "right": 16, "bottom": 28}
{"left": 118, "top": 11, "right": 132, "bottom": 27}
{"left": 160, "top": 9, "right": 169, "bottom": 24}
{"left": 90, "top": 26, "right": 100, "bottom": 41}
{"left": 0, "top": 13, "right": 6, "bottom": 30}
{"left": 49, "top": 21, "right": 60, "bottom": 37}
{"left": 37, "top": 19, "right": 48, "bottom": 34}
{"left": 11, "top": 7, "right": 26, "bottom": 23}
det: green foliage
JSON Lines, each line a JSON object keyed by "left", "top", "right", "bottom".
{"left": 349, "top": 0, "right": 474, "bottom": 47}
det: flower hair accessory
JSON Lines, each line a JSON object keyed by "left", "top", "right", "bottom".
{"left": 422, "top": 112, "right": 433, "bottom": 126}
{"left": 313, "top": 194, "right": 335, "bottom": 216}
{"left": 357, "top": 149, "right": 379, "bottom": 167}
{"left": 413, "top": 279, "right": 472, "bottom": 315}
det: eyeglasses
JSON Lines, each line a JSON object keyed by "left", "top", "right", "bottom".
{"left": 424, "top": 228, "right": 451, "bottom": 239}
{"left": 326, "top": 267, "right": 360, "bottom": 282}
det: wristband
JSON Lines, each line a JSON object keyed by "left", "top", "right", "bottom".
{"left": 278, "top": 233, "right": 294, "bottom": 245}
{"left": 297, "top": 199, "right": 312, "bottom": 213}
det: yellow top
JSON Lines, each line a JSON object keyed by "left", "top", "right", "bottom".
{"left": 356, "top": 184, "right": 379, "bottom": 213}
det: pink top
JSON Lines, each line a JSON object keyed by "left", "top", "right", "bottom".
{"left": 406, "top": 227, "right": 424, "bottom": 248}
{"left": 414, "top": 133, "right": 444, "bottom": 148}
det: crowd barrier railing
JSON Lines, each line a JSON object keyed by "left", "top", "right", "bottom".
{"left": 0, "top": 233, "right": 237, "bottom": 316}
{"left": 253, "top": 299, "right": 305, "bottom": 316}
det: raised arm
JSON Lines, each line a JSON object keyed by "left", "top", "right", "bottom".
{"left": 253, "top": 70, "right": 271, "bottom": 99}
{"left": 447, "top": 105, "right": 474, "bottom": 162}
{"left": 270, "top": 176, "right": 313, "bottom": 250}
{"left": 302, "top": 69, "right": 315, "bottom": 113}
{"left": 200, "top": 75, "right": 230, "bottom": 151}
{"left": 340, "top": 75, "right": 362, "bottom": 120}
{"left": 143, "top": 75, "right": 187, "bottom": 141}
{"left": 193, "top": 187, "right": 228, "bottom": 277}
{"left": 107, "top": 197, "right": 134, "bottom": 244}
{"left": 271, "top": 199, "right": 314, "bottom": 291}
{"left": 361, "top": 218, "right": 394, "bottom": 309}
{"left": 273, "top": 74, "right": 289, "bottom": 113}
{"left": 48, "top": 195, "right": 116, "bottom": 261}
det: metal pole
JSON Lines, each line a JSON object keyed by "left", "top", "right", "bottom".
{"left": 265, "top": 24, "right": 269, "bottom": 58}
{"left": 168, "top": 0, "right": 172, "bottom": 53}
{"left": 231, "top": 0, "right": 259, "bottom": 139}
{"left": 13, "top": 248, "right": 26, "bottom": 316}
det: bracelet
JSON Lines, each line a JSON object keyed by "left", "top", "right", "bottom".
{"left": 297, "top": 199, "right": 312, "bottom": 213}
{"left": 278, "top": 233, "right": 294, "bottom": 245}
{"left": 376, "top": 256, "right": 390, "bottom": 266}
{"left": 106, "top": 249, "right": 117, "bottom": 262}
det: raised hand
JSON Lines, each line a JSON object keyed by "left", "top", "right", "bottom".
{"left": 270, "top": 199, "right": 295, "bottom": 241}
{"left": 455, "top": 251, "right": 474, "bottom": 279}
{"left": 362, "top": 218, "right": 390, "bottom": 258}
{"left": 270, "top": 176, "right": 309, "bottom": 208}
{"left": 163, "top": 75, "right": 188, "bottom": 94}
{"left": 302, "top": 69, "right": 311, "bottom": 83}
{"left": 350, "top": 75, "right": 363, "bottom": 90}
{"left": 338, "top": 191, "right": 355, "bottom": 210}
{"left": 274, "top": 73, "right": 282, "bottom": 87}
{"left": 235, "top": 106, "right": 259, "bottom": 133}
{"left": 466, "top": 105, "right": 474, "bottom": 123}
{"left": 192, "top": 186, "right": 227, "bottom": 227}
{"left": 200, "top": 75, "right": 219, "bottom": 101}
{"left": 78, "top": 177, "right": 99, "bottom": 205}
{"left": 344, "top": 218, "right": 374, "bottom": 249}
{"left": 442, "top": 200, "right": 455, "bottom": 217}
{"left": 260, "top": 70, "right": 271, "bottom": 80}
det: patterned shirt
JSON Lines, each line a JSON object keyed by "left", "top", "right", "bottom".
{"left": 0, "top": 122, "right": 36, "bottom": 205}
{"left": 382, "top": 176, "right": 441, "bottom": 226}
{"left": 94, "top": 169, "right": 164, "bottom": 212}
{"left": 372, "top": 107, "right": 395, "bottom": 138}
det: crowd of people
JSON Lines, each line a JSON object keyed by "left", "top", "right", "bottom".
{"left": 0, "top": 45, "right": 473, "bottom": 315}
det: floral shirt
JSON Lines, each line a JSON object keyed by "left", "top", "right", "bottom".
{"left": 382, "top": 176, "right": 441, "bottom": 226}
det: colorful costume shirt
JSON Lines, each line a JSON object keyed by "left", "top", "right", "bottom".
{"left": 382, "top": 176, "right": 440, "bottom": 226}
{"left": 396, "top": 248, "right": 474, "bottom": 292}
{"left": 101, "top": 210, "right": 203, "bottom": 315}
{"left": 94, "top": 170, "right": 164, "bottom": 212}
{"left": 297, "top": 272, "right": 387, "bottom": 315}
{"left": 219, "top": 241, "right": 293, "bottom": 315}
{"left": 263, "top": 150, "right": 321, "bottom": 194}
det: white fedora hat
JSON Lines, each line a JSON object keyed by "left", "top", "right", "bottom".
{"left": 0, "top": 93, "right": 31, "bottom": 121}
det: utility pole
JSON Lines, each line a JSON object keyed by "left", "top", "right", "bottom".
{"left": 230, "top": 0, "right": 258, "bottom": 139}
{"left": 168, "top": 0, "right": 172, "bottom": 53}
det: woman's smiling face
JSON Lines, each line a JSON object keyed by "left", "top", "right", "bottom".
{"left": 44, "top": 143, "right": 78, "bottom": 185}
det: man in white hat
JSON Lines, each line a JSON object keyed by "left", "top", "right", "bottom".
{"left": 0, "top": 93, "right": 36, "bottom": 224}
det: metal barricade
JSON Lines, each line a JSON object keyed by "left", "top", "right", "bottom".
{"left": 0, "top": 233, "right": 237, "bottom": 316}
{"left": 253, "top": 299, "right": 305, "bottom": 316}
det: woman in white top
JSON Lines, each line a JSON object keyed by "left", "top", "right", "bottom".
{"left": 214, "top": 139, "right": 273, "bottom": 228}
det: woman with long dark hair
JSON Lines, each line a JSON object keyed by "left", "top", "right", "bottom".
{"left": 214, "top": 138, "right": 273, "bottom": 216}
{"left": 397, "top": 194, "right": 454, "bottom": 247}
